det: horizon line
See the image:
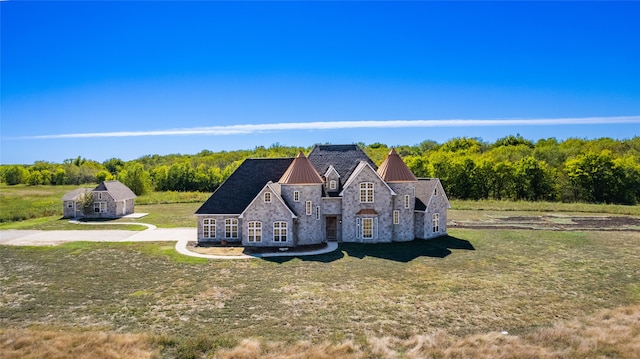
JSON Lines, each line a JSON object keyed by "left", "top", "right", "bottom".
{"left": 10, "top": 116, "right": 640, "bottom": 140}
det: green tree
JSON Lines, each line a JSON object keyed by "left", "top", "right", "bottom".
{"left": 3, "top": 166, "right": 26, "bottom": 185}
{"left": 119, "top": 163, "right": 153, "bottom": 195}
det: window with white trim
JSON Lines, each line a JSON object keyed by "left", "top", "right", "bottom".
{"left": 66, "top": 201, "right": 73, "bottom": 208}
{"left": 432, "top": 213, "right": 439, "bottom": 233}
{"left": 360, "top": 182, "right": 374, "bottom": 203}
{"left": 97, "top": 192, "right": 102, "bottom": 200}
{"left": 225, "top": 218, "right": 238, "bottom": 238}
{"left": 393, "top": 210, "right": 399, "bottom": 224}
{"left": 329, "top": 180, "right": 337, "bottom": 190}
{"left": 94, "top": 202, "right": 107, "bottom": 213}
{"left": 404, "top": 194, "right": 410, "bottom": 209}
{"left": 273, "top": 221, "right": 287, "bottom": 242}
{"left": 203, "top": 218, "right": 216, "bottom": 238}
{"left": 306, "top": 201, "right": 312, "bottom": 215}
{"left": 264, "top": 192, "right": 271, "bottom": 203}
{"left": 293, "top": 191, "right": 299, "bottom": 202}
{"left": 362, "top": 218, "right": 374, "bottom": 239}
{"left": 248, "top": 221, "right": 262, "bottom": 242}
{"left": 315, "top": 206, "right": 320, "bottom": 220}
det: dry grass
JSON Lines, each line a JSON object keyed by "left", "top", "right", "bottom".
{"left": 0, "top": 328, "right": 155, "bottom": 359}
{"left": 213, "top": 305, "right": 640, "bottom": 358}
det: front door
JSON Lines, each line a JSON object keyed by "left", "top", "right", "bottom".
{"left": 326, "top": 216, "right": 337, "bottom": 241}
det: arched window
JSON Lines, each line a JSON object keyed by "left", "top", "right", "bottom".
{"left": 203, "top": 218, "right": 216, "bottom": 238}
{"left": 248, "top": 221, "right": 262, "bottom": 242}
{"left": 360, "top": 182, "right": 374, "bottom": 203}
{"left": 273, "top": 222, "right": 288, "bottom": 242}
{"left": 225, "top": 218, "right": 238, "bottom": 238}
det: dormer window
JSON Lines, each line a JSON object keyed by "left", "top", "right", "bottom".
{"left": 329, "top": 180, "right": 337, "bottom": 190}
{"left": 264, "top": 192, "right": 271, "bottom": 203}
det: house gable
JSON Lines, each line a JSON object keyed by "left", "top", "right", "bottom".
{"left": 339, "top": 161, "right": 396, "bottom": 197}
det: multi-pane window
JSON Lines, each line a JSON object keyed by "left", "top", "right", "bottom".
{"left": 306, "top": 201, "right": 312, "bottom": 215}
{"left": 393, "top": 210, "right": 399, "bottom": 224}
{"left": 94, "top": 202, "right": 107, "bottom": 213}
{"left": 203, "top": 219, "right": 216, "bottom": 238}
{"left": 225, "top": 218, "right": 238, "bottom": 238}
{"left": 316, "top": 206, "right": 320, "bottom": 220}
{"left": 434, "top": 187, "right": 438, "bottom": 196}
{"left": 273, "top": 222, "right": 287, "bottom": 242}
{"left": 404, "top": 195, "right": 410, "bottom": 209}
{"left": 264, "top": 192, "right": 271, "bottom": 203}
{"left": 360, "top": 182, "right": 374, "bottom": 203}
{"left": 329, "top": 180, "right": 337, "bottom": 190}
{"left": 248, "top": 221, "right": 262, "bottom": 242}
{"left": 293, "top": 191, "right": 300, "bottom": 202}
{"left": 432, "top": 213, "right": 439, "bottom": 233}
{"left": 362, "top": 218, "right": 373, "bottom": 239}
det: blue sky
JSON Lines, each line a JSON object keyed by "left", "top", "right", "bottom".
{"left": 1, "top": 1, "right": 639, "bottom": 164}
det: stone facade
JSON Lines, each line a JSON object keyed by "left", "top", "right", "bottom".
{"left": 62, "top": 181, "right": 136, "bottom": 219}
{"left": 195, "top": 145, "right": 450, "bottom": 246}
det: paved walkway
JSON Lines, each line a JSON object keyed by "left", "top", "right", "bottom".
{"left": 0, "top": 221, "right": 339, "bottom": 259}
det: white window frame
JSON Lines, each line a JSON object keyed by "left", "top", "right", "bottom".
{"left": 273, "top": 221, "right": 287, "bottom": 242}
{"left": 203, "top": 218, "right": 216, "bottom": 238}
{"left": 362, "top": 218, "right": 374, "bottom": 239}
{"left": 432, "top": 213, "right": 440, "bottom": 233}
{"left": 329, "top": 180, "right": 337, "bottom": 190}
{"left": 393, "top": 210, "right": 399, "bottom": 224}
{"left": 306, "top": 201, "right": 312, "bottom": 215}
{"left": 225, "top": 218, "right": 238, "bottom": 239}
{"left": 94, "top": 202, "right": 107, "bottom": 213}
{"left": 360, "top": 182, "right": 374, "bottom": 203}
{"left": 66, "top": 201, "right": 74, "bottom": 208}
{"left": 293, "top": 191, "right": 299, "bottom": 202}
{"left": 248, "top": 221, "right": 262, "bottom": 242}
{"left": 264, "top": 192, "right": 271, "bottom": 203}
{"left": 97, "top": 192, "right": 103, "bottom": 200}
{"left": 404, "top": 194, "right": 410, "bottom": 209}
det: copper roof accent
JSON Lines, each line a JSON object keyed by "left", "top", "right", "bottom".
{"left": 376, "top": 148, "right": 417, "bottom": 182}
{"left": 278, "top": 152, "right": 324, "bottom": 184}
{"left": 356, "top": 208, "right": 378, "bottom": 215}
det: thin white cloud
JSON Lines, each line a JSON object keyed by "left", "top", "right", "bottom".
{"left": 18, "top": 116, "right": 640, "bottom": 139}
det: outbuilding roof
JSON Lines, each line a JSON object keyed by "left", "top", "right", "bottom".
{"left": 62, "top": 188, "right": 91, "bottom": 201}
{"left": 195, "top": 158, "right": 293, "bottom": 215}
{"left": 93, "top": 180, "right": 136, "bottom": 200}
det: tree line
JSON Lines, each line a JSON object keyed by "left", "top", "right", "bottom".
{"left": 1, "top": 137, "right": 639, "bottom": 204}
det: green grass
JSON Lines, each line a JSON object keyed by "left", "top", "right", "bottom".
{"left": 0, "top": 184, "right": 205, "bottom": 229}
{"left": 1, "top": 229, "right": 639, "bottom": 358}
{"left": 451, "top": 199, "right": 640, "bottom": 215}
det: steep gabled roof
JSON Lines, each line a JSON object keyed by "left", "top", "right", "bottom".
{"left": 339, "top": 161, "right": 396, "bottom": 196}
{"left": 62, "top": 188, "right": 91, "bottom": 201}
{"left": 93, "top": 180, "right": 136, "bottom": 200}
{"left": 308, "top": 144, "right": 377, "bottom": 181}
{"left": 195, "top": 158, "right": 293, "bottom": 215}
{"left": 415, "top": 178, "right": 451, "bottom": 211}
{"left": 377, "top": 148, "right": 417, "bottom": 182}
{"left": 279, "top": 152, "right": 323, "bottom": 184}
{"left": 239, "top": 181, "right": 297, "bottom": 219}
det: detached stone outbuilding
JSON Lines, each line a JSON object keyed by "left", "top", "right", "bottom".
{"left": 62, "top": 180, "right": 136, "bottom": 219}
{"left": 195, "top": 144, "right": 450, "bottom": 248}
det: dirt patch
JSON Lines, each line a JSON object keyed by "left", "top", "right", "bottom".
{"left": 187, "top": 241, "right": 329, "bottom": 256}
{"left": 450, "top": 214, "right": 640, "bottom": 231}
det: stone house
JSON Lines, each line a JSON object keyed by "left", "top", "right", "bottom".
{"left": 62, "top": 180, "right": 136, "bottom": 218}
{"left": 195, "top": 144, "right": 450, "bottom": 247}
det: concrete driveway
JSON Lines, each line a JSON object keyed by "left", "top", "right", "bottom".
{"left": 0, "top": 226, "right": 338, "bottom": 259}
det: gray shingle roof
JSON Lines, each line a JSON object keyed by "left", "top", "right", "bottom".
{"left": 307, "top": 145, "right": 377, "bottom": 184}
{"left": 93, "top": 180, "right": 137, "bottom": 200}
{"left": 195, "top": 158, "right": 293, "bottom": 215}
{"left": 62, "top": 188, "right": 91, "bottom": 201}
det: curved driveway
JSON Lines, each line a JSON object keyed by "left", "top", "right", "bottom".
{"left": 0, "top": 225, "right": 338, "bottom": 259}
